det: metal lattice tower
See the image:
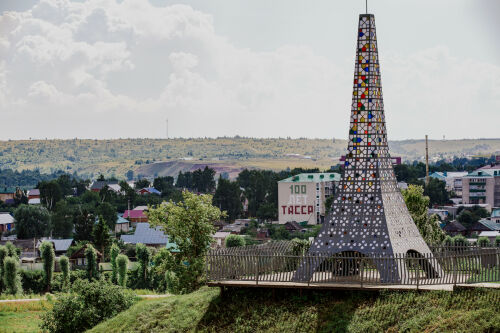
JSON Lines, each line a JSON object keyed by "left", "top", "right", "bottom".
{"left": 294, "top": 14, "right": 442, "bottom": 282}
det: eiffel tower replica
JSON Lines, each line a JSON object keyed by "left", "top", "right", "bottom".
{"left": 294, "top": 13, "right": 442, "bottom": 283}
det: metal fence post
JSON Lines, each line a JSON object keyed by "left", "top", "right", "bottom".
{"left": 360, "top": 258, "right": 364, "bottom": 288}
{"left": 255, "top": 255, "right": 259, "bottom": 285}
{"left": 416, "top": 256, "right": 420, "bottom": 290}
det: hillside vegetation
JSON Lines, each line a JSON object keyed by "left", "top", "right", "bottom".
{"left": 1, "top": 138, "right": 500, "bottom": 179}
{"left": 90, "top": 286, "right": 500, "bottom": 333}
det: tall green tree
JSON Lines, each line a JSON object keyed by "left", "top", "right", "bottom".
{"left": 153, "top": 176, "right": 175, "bottom": 195}
{"left": 423, "top": 178, "right": 450, "bottom": 206}
{"left": 51, "top": 201, "right": 74, "bottom": 238}
{"left": 96, "top": 202, "right": 117, "bottom": 230}
{"left": 93, "top": 215, "right": 111, "bottom": 257}
{"left": 40, "top": 241, "right": 55, "bottom": 292}
{"left": 85, "top": 244, "right": 99, "bottom": 281}
{"left": 38, "top": 180, "right": 63, "bottom": 211}
{"left": 135, "top": 243, "right": 151, "bottom": 289}
{"left": 59, "top": 255, "right": 70, "bottom": 290}
{"left": 73, "top": 209, "right": 95, "bottom": 242}
{"left": 213, "top": 177, "right": 242, "bottom": 221}
{"left": 110, "top": 244, "right": 120, "bottom": 284}
{"left": 14, "top": 204, "right": 50, "bottom": 239}
{"left": 148, "top": 191, "right": 223, "bottom": 293}
{"left": 0, "top": 245, "right": 7, "bottom": 292}
{"left": 116, "top": 254, "right": 129, "bottom": 287}
{"left": 135, "top": 178, "right": 151, "bottom": 190}
{"left": 402, "top": 185, "right": 445, "bottom": 244}
{"left": 3, "top": 256, "right": 22, "bottom": 295}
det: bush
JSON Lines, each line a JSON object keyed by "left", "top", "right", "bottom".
{"left": 291, "top": 238, "right": 310, "bottom": 255}
{"left": 20, "top": 269, "right": 45, "bottom": 294}
{"left": 116, "top": 254, "right": 128, "bottom": 287}
{"left": 40, "top": 241, "right": 55, "bottom": 291}
{"left": 477, "top": 236, "right": 491, "bottom": 247}
{"left": 443, "top": 235, "right": 453, "bottom": 247}
{"left": 452, "top": 235, "right": 469, "bottom": 247}
{"left": 495, "top": 235, "right": 500, "bottom": 247}
{"left": 225, "top": 234, "right": 245, "bottom": 247}
{"left": 3, "top": 256, "right": 22, "bottom": 295}
{"left": 40, "top": 279, "right": 137, "bottom": 333}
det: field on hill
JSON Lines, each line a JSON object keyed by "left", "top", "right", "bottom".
{"left": 1, "top": 138, "right": 500, "bottom": 180}
{"left": 90, "top": 286, "right": 500, "bottom": 333}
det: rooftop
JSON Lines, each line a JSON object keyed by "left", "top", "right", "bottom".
{"left": 279, "top": 172, "right": 341, "bottom": 183}
{"left": 36, "top": 238, "right": 74, "bottom": 252}
{"left": 0, "top": 213, "right": 14, "bottom": 225}
{"left": 478, "top": 219, "right": 500, "bottom": 231}
{"left": 121, "top": 222, "right": 168, "bottom": 245}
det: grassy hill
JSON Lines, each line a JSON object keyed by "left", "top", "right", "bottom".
{"left": 90, "top": 286, "right": 500, "bottom": 333}
{"left": 1, "top": 138, "right": 500, "bottom": 179}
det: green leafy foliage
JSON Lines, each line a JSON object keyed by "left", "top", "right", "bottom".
{"left": 3, "top": 256, "right": 22, "bottom": 295}
{"left": 40, "top": 241, "right": 55, "bottom": 291}
{"left": 51, "top": 200, "right": 75, "bottom": 238}
{"left": 59, "top": 255, "right": 70, "bottom": 290}
{"left": 40, "top": 279, "right": 137, "bottom": 333}
{"left": 85, "top": 244, "right": 99, "bottom": 281}
{"left": 116, "top": 254, "right": 128, "bottom": 287}
{"left": 291, "top": 238, "right": 310, "bottom": 255}
{"left": 110, "top": 243, "right": 120, "bottom": 284}
{"left": 148, "top": 191, "right": 222, "bottom": 293}
{"left": 14, "top": 204, "right": 50, "bottom": 239}
{"left": 213, "top": 177, "right": 242, "bottom": 221}
{"left": 225, "top": 234, "right": 245, "bottom": 248}
{"left": 452, "top": 235, "right": 470, "bottom": 246}
{"left": 135, "top": 243, "right": 151, "bottom": 289}
{"left": 477, "top": 236, "right": 491, "bottom": 247}
{"left": 402, "top": 185, "right": 445, "bottom": 244}
{"left": 93, "top": 215, "right": 111, "bottom": 256}
{"left": 456, "top": 205, "right": 489, "bottom": 229}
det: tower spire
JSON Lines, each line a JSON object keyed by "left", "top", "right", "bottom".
{"left": 294, "top": 14, "right": 442, "bottom": 283}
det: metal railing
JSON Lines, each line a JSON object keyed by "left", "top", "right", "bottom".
{"left": 206, "top": 247, "right": 500, "bottom": 286}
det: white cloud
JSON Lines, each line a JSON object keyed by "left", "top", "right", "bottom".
{"left": 0, "top": 0, "right": 498, "bottom": 140}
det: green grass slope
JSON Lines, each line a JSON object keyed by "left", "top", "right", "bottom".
{"left": 90, "top": 286, "right": 500, "bottom": 333}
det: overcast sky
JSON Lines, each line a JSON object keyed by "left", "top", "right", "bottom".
{"left": 0, "top": 0, "right": 499, "bottom": 140}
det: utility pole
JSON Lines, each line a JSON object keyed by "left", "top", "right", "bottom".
{"left": 425, "top": 135, "right": 429, "bottom": 186}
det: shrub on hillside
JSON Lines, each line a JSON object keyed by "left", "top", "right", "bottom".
{"left": 40, "top": 279, "right": 137, "bottom": 333}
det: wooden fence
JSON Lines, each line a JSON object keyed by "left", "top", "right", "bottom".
{"left": 206, "top": 247, "right": 500, "bottom": 286}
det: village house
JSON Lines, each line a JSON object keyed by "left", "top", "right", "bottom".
{"left": 121, "top": 222, "right": 178, "bottom": 252}
{"left": 69, "top": 244, "right": 103, "bottom": 266}
{"left": 115, "top": 214, "right": 130, "bottom": 233}
{"left": 36, "top": 238, "right": 75, "bottom": 256}
{"left": 0, "top": 187, "right": 16, "bottom": 204}
{"left": 123, "top": 206, "right": 148, "bottom": 226}
{"left": 28, "top": 189, "right": 41, "bottom": 205}
{"left": 0, "top": 212, "right": 15, "bottom": 233}
{"left": 213, "top": 231, "right": 231, "bottom": 247}
{"left": 137, "top": 187, "right": 161, "bottom": 195}
{"left": 442, "top": 221, "right": 467, "bottom": 236}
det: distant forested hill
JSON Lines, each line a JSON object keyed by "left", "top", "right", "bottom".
{"left": 0, "top": 138, "right": 499, "bottom": 180}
